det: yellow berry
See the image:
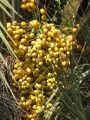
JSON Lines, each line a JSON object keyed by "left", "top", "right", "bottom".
{"left": 40, "top": 8, "right": 46, "bottom": 14}
{"left": 72, "top": 28, "right": 77, "bottom": 33}
{"left": 21, "top": 21, "right": 27, "bottom": 28}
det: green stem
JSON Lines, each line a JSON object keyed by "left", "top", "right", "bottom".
{"left": 0, "top": 3, "right": 7, "bottom": 54}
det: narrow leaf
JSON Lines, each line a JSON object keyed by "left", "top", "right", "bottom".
{"left": 0, "top": 22, "right": 15, "bottom": 43}
{"left": 0, "top": 0, "right": 22, "bottom": 19}
{"left": 0, "top": 30, "right": 18, "bottom": 60}
{"left": 0, "top": 4, "right": 12, "bottom": 18}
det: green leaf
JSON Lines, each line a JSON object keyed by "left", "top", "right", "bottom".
{"left": 0, "top": 4, "right": 12, "bottom": 18}
{"left": 0, "top": 30, "right": 19, "bottom": 60}
{"left": 0, "top": 0, "right": 22, "bottom": 19}
{"left": 36, "top": 87, "right": 59, "bottom": 120}
{"left": 0, "top": 22, "right": 15, "bottom": 43}
{"left": 44, "top": 97, "right": 60, "bottom": 120}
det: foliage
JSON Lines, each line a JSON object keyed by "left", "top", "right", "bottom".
{"left": 0, "top": 0, "right": 90, "bottom": 120}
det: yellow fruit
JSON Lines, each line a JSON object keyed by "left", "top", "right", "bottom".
{"left": 49, "top": 23, "right": 55, "bottom": 28}
{"left": 12, "top": 21, "right": 17, "bottom": 26}
{"left": 26, "top": 67, "right": 32, "bottom": 75}
{"left": 20, "top": 97, "right": 26, "bottom": 102}
{"left": 29, "top": 95, "right": 36, "bottom": 101}
{"left": 29, "top": 33, "right": 35, "bottom": 39}
{"left": 66, "top": 51, "right": 70, "bottom": 56}
{"left": 54, "top": 47, "right": 59, "bottom": 52}
{"left": 52, "top": 29, "right": 57, "bottom": 35}
{"left": 16, "top": 26, "right": 20, "bottom": 30}
{"left": 76, "top": 24, "right": 80, "bottom": 28}
{"left": 42, "top": 28, "right": 48, "bottom": 34}
{"left": 42, "top": 24, "right": 47, "bottom": 29}
{"left": 76, "top": 44, "right": 82, "bottom": 51}
{"left": 30, "top": 20, "right": 40, "bottom": 29}
{"left": 40, "top": 8, "right": 46, "bottom": 14}
{"left": 34, "top": 83, "right": 42, "bottom": 89}
{"left": 46, "top": 73, "right": 53, "bottom": 79}
{"left": 26, "top": 3, "right": 30, "bottom": 9}
{"left": 14, "top": 34, "right": 19, "bottom": 40}
{"left": 20, "top": 4, "right": 26, "bottom": 10}
{"left": 14, "top": 64, "right": 18, "bottom": 69}
{"left": 41, "top": 15, "right": 47, "bottom": 21}
{"left": 24, "top": 34, "right": 29, "bottom": 39}
{"left": 25, "top": 100, "right": 31, "bottom": 106}
{"left": 30, "top": 2, "right": 35, "bottom": 9}
{"left": 15, "top": 29, "right": 21, "bottom": 34}
{"left": 13, "top": 69, "right": 17, "bottom": 74}
{"left": 19, "top": 29, "right": 25, "bottom": 34}
{"left": 22, "top": 102, "right": 26, "bottom": 107}
{"left": 33, "top": 90, "right": 40, "bottom": 95}
{"left": 47, "top": 82, "right": 52, "bottom": 87}
{"left": 35, "top": 109, "right": 42, "bottom": 114}
{"left": 72, "top": 28, "right": 77, "bottom": 33}
{"left": 32, "top": 52, "right": 37, "bottom": 57}
{"left": 32, "top": 105, "right": 37, "bottom": 110}
{"left": 38, "top": 94, "right": 43, "bottom": 99}
{"left": 38, "top": 61, "right": 43, "bottom": 66}
{"left": 61, "top": 61, "right": 67, "bottom": 67}
{"left": 12, "top": 74, "right": 20, "bottom": 80}
{"left": 28, "top": 114, "right": 34, "bottom": 119}
{"left": 11, "top": 25, "right": 16, "bottom": 30}
{"left": 26, "top": 83, "right": 30, "bottom": 88}
{"left": 7, "top": 28, "right": 13, "bottom": 34}
{"left": 46, "top": 103, "right": 52, "bottom": 109}
{"left": 17, "top": 69, "right": 23, "bottom": 75}
{"left": 26, "top": 77, "right": 32, "bottom": 82}
{"left": 14, "top": 49, "right": 23, "bottom": 56}
{"left": 21, "top": 21, "right": 27, "bottom": 28}
{"left": 7, "top": 22, "right": 11, "bottom": 28}
{"left": 19, "top": 44, "right": 24, "bottom": 50}
{"left": 20, "top": 38, "right": 26, "bottom": 44}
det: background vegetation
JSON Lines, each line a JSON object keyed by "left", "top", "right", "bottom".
{"left": 0, "top": 0, "right": 90, "bottom": 120}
